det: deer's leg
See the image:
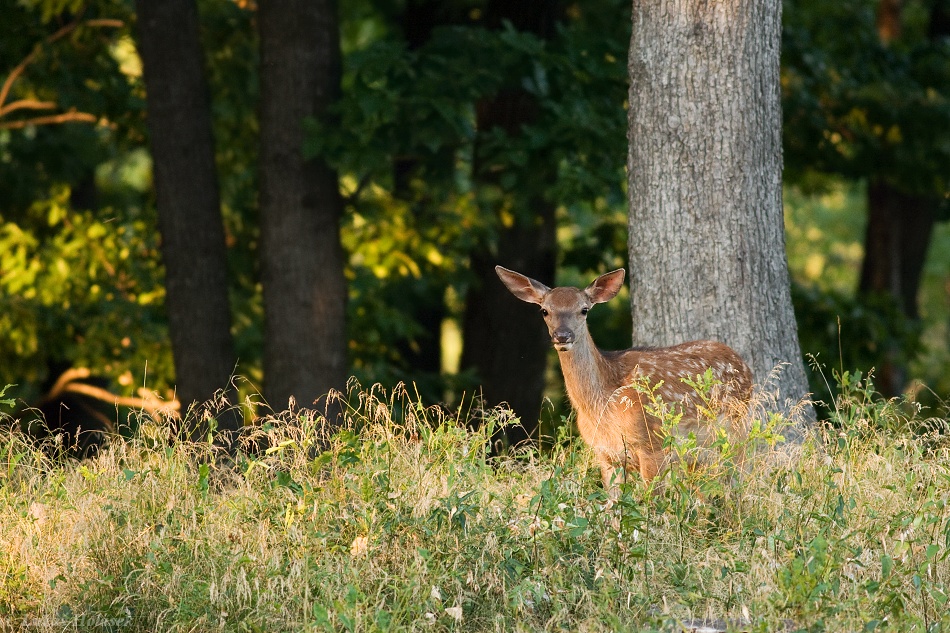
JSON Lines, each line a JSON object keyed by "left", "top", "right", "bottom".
{"left": 637, "top": 449, "right": 666, "bottom": 483}
{"left": 598, "top": 451, "right": 639, "bottom": 487}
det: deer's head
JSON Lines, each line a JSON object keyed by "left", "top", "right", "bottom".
{"left": 495, "top": 266, "right": 625, "bottom": 352}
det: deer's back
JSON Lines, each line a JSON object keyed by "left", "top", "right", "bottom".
{"left": 587, "top": 340, "right": 752, "bottom": 456}
{"left": 615, "top": 340, "right": 752, "bottom": 403}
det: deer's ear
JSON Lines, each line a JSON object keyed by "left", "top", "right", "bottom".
{"left": 495, "top": 266, "right": 550, "bottom": 305}
{"left": 585, "top": 269, "right": 625, "bottom": 304}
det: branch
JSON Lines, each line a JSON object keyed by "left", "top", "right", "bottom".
{"left": 0, "top": 19, "right": 82, "bottom": 110}
{"left": 0, "top": 109, "right": 98, "bottom": 130}
{"left": 47, "top": 367, "right": 92, "bottom": 399}
{"left": 62, "top": 382, "right": 179, "bottom": 418}
{"left": 43, "top": 367, "right": 181, "bottom": 420}
{"left": 44, "top": 367, "right": 181, "bottom": 426}
{"left": 84, "top": 19, "right": 124, "bottom": 29}
{"left": 0, "top": 99, "right": 56, "bottom": 117}
{"left": 0, "top": 14, "right": 123, "bottom": 116}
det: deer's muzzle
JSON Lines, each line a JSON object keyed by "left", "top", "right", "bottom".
{"left": 552, "top": 329, "right": 575, "bottom": 347}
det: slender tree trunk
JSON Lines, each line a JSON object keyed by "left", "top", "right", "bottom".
{"left": 460, "top": 1, "right": 560, "bottom": 446}
{"left": 930, "top": 0, "right": 950, "bottom": 39}
{"left": 135, "top": 0, "right": 242, "bottom": 440}
{"left": 462, "top": 202, "right": 557, "bottom": 446}
{"left": 860, "top": 182, "right": 936, "bottom": 320}
{"left": 384, "top": 0, "right": 455, "bottom": 402}
{"left": 258, "top": 0, "right": 347, "bottom": 414}
{"left": 858, "top": 181, "right": 936, "bottom": 395}
{"left": 853, "top": 0, "right": 944, "bottom": 397}
{"left": 626, "top": 0, "right": 812, "bottom": 424}
{"left": 876, "top": 0, "right": 902, "bottom": 43}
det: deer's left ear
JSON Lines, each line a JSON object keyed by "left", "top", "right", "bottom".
{"left": 585, "top": 269, "right": 625, "bottom": 304}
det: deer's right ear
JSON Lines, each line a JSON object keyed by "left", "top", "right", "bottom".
{"left": 495, "top": 266, "right": 550, "bottom": 305}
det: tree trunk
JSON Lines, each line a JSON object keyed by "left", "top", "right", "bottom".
{"left": 462, "top": 203, "right": 557, "bottom": 446}
{"left": 384, "top": 0, "right": 455, "bottom": 403}
{"left": 626, "top": 0, "right": 812, "bottom": 424}
{"left": 258, "top": 0, "right": 347, "bottom": 414}
{"left": 858, "top": 180, "right": 936, "bottom": 395}
{"left": 135, "top": 0, "right": 242, "bottom": 440}
{"left": 860, "top": 182, "right": 936, "bottom": 320}
{"left": 460, "top": 1, "right": 560, "bottom": 446}
{"left": 876, "top": 0, "right": 902, "bottom": 44}
{"left": 852, "top": 0, "right": 944, "bottom": 398}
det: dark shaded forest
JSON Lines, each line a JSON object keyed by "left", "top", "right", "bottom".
{"left": 1, "top": 0, "right": 948, "bottom": 449}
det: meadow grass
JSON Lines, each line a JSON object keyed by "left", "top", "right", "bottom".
{"left": 1, "top": 380, "right": 950, "bottom": 632}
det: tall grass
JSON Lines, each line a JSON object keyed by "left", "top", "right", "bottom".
{"left": 2, "top": 380, "right": 949, "bottom": 632}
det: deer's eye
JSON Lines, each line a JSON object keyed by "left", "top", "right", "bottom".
{"left": 580, "top": 307, "right": 589, "bottom": 316}
{"left": 541, "top": 309, "right": 549, "bottom": 316}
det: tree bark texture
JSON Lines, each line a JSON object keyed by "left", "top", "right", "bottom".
{"left": 135, "top": 0, "right": 242, "bottom": 438}
{"left": 258, "top": 0, "right": 347, "bottom": 413}
{"left": 460, "top": 0, "right": 560, "bottom": 446}
{"left": 626, "top": 0, "right": 812, "bottom": 418}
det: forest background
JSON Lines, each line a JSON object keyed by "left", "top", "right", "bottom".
{"left": 1, "top": 0, "right": 949, "bottom": 441}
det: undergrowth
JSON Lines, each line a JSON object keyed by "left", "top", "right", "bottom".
{"left": 1, "top": 380, "right": 949, "bottom": 632}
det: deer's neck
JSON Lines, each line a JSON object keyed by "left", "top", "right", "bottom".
{"left": 557, "top": 330, "right": 615, "bottom": 419}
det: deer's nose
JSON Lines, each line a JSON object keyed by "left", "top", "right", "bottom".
{"left": 552, "top": 329, "right": 574, "bottom": 345}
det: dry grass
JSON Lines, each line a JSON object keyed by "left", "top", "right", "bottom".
{"left": 1, "top": 380, "right": 950, "bottom": 632}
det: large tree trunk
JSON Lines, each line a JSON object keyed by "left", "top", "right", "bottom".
{"left": 460, "top": 1, "right": 560, "bottom": 447}
{"left": 258, "top": 0, "right": 347, "bottom": 414}
{"left": 135, "top": 0, "right": 242, "bottom": 440}
{"left": 626, "top": 0, "right": 812, "bottom": 425}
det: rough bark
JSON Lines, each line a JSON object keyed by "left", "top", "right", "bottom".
{"left": 258, "top": 0, "right": 347, "bottom": 414}
{"left": 626, "top": 0, "right": 813, "bottom": 422}
{"left": 135, "top": 0, "right": 242, "bottom": 439}
{"left": 460, "top": 0, "right": 560, "bottom": 446}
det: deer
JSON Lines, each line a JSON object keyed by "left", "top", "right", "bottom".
{"left": 495, "top": 266, "right": 753, "bottom": 486}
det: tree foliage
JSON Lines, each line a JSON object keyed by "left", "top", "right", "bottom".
{"left": 1, "top": 0, "right": 947, "bottom": 428}
{"left": 782, "top": 0, "right": 950, "bottom": 404}
{"left": 783, "top": 0, "right": 950, "bottom": 202}
{"left": 305, "top": 1, "right": 631, "bottom": 401}
{"left": 0, "top": 1, "right": 168, "bottom": 405}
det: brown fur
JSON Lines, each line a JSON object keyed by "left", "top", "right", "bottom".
{"left": 496, "top": 266, "right": 753, "bottom": 485}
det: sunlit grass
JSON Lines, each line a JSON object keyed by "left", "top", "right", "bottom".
{"left": 2, "top": 381, "right": 950, "bottom": 631}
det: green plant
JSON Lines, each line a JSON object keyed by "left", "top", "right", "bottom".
{"left": 0, "top": 380, "right": 948, "bottom": 630}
